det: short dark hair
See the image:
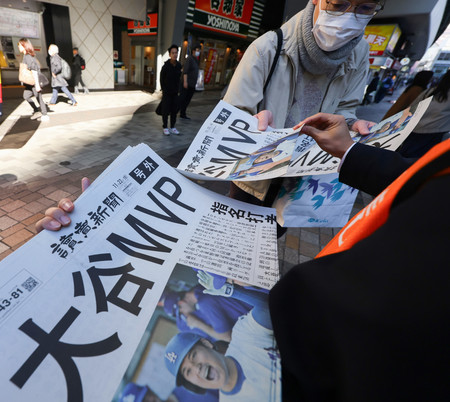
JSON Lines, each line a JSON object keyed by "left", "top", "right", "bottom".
{"left": 168, "top": 44, "right": 178, "bottom": 53}
{"left": 73, "top": 47, "right": 78, "bottom": 51}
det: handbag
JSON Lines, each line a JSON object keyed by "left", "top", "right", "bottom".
{"left": 38, "top": 72, "right": 49, "bottom": 88}
{"left": 155, "top": 100, "right": 162, "bottom": 116}
{"left": 18, "top": 63, "right": 35, "bottom": 85}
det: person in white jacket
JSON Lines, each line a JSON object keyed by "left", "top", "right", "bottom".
{"left": 224, "top": 0, "right": 384, "bottom": 201}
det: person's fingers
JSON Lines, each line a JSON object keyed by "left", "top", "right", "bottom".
{"left": 255, "top": 110, "right": 273, "bottom": 131}
{"left": 300, "top": 124, "right": 323, "bottom": 139}
{"left": 57, "top": 198, "right": 74, "bottom": 212}
{"left": 81, "top": 177, "right": 91, "bottom": 192}
{"left": 35, "top": 216, "right": 62, "bottom": 233}
{"left": 45, "top": 207, "right": 72, "bottom": 226}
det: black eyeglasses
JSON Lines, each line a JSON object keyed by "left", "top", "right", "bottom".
{"left": 325, "top": 0, "right": 384, "bottom": 19}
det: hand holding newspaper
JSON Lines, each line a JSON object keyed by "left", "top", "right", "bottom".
{"left": 0, "top": 144, "right": 281, "bottom": 401}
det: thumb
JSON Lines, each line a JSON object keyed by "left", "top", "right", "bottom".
{"left": 81, "top": 177, "right": 91, "bottom": 192}
{"left": 257, "top": 115, "right": 269, "bottom": 131}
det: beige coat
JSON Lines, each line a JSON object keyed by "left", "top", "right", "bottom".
{"left": 224, "top": 10, "right": 369, "bottom": 199}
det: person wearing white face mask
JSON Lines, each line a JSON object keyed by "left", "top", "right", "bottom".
{"left": 224, "top": 0, "right": 384, "bottom": 204}
{"left": 179, "top": 44, "right": 201, "bottom": 120}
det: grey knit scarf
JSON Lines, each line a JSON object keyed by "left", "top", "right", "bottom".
{"left": 298, "top": 1, "right": 363, "bottom": 74}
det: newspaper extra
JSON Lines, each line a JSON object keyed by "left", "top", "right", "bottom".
{"left": 177, "top": 98, "right": 432, "bottom": 180}
{"left": 0, "top": 144, "right": 281, "bottom": 401}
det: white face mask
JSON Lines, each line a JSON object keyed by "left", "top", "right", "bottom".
{"left": 312, "top": 9, "right": 370, "bottom": 52}
{"left": 194, "top": 50, "right": 200, "bottom": 57}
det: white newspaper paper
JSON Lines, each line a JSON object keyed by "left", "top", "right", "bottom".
{"left": 177, "top": 101, "right": 301, "bottom": 181}
{"left": 177, "top": 98, "right": 433, "bottom": 180}
{"left": 0, "top": 144, "right": 280, "bottom": 401}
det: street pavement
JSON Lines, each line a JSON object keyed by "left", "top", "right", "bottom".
{"left": 0, "top": 86, "right": 399, "bottom": 274}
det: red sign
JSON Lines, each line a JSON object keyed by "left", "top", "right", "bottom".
{"left": 193, "top": 0, "right": 255, "bottom": 38}
{"left": 128, "top": 13, "right": 158, "bottom": 36}
{"left": 204, "top": 49, "right": 218, "bottom": 84}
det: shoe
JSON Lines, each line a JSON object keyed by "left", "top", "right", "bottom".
{"left": 39, "top": 115, "right": 50, "bottom": 122}
{"left": 71, "top": 102, "right": 78, "bottom": 107}
{"left": 48, "top": 103, "right": 56, "bottom": 106}
{"left": 180, "top": 115, "right": 191, "bottom": 120}
{"left": 30, "top": 111, "right": 42, "bottom": 120}
{"left": 170, "top": 128, "right": 180, "bottom": 135}
{"left": 163, "top": 128, "right": 170, "bottom": 135}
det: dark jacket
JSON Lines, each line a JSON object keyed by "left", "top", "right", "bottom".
{"left": 72, "top": 53, "right": 84, "bottom": 73}
{"left": 160, "top": 59, "right": 182, "bottom": 95}
{"left": 50, "top": 54, "right": 68, "bottom": 88}
{"left": 182, "top": 54, "right": 199, "bottom": 88}
{"left": 270, "top": 142, "right": 450, "bottom": 401}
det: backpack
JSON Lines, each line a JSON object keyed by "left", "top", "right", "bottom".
{"left": 80, "top": 56, "right": 86, "bottom": 70}
{"left": 61, "top": 58, "right": 72, "bottom": 80}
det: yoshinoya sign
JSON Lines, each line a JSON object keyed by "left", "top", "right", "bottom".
{"left": 128, "top": 13, "right": 158, "bottom": 36}
{"left": 193, "top": 0, "right": 255, "bottom": 38}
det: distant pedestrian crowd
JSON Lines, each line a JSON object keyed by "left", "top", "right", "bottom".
{"left": 17, "top": 38, "right": 89, "bottom": 122}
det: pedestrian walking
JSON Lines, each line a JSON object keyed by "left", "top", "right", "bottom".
{"left": 160, "top": 44, "right": 182, "bottom": 135}
{"left": 72, "top": 47, "right": 89, "bottom": 94}
{"left": 374, "top": 73, "right": 394, "bottom": 103}
{"left": 48, "top": 44, "right": 77, "bottom": 106}
{"left": 17, "top": 38, "right": 49, "bottom": 121}
{"left": 179, "top": 44, "right": 201, "bottom": 120}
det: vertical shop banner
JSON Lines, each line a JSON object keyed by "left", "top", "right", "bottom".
{"left": 127, "top": 13, "right": 158, "bottom": 36}
{"left": 364, "top": 25, "right": 401, "bottom": 56}
{"left": 193, "top": 0, "right": 255, "bottom": 38}
{"left": 204, "top": 49, "right": 218, "bottom": 84}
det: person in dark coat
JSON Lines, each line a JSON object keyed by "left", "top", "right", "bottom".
{"left": 72, "top": 47, "right": 89, "bottom": 95}
{"left": 48, "top": 44, "right": 77, "bottom": 106}
{"left": 160, "top": 44, "right": 182, "bottom": 135}
{"left": 270, "top": 112, "right": 450, "bottom": 402}
{"left": 178, "top": 44, "right": 200, "bottom": 120}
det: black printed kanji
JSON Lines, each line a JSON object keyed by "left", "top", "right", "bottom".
{"left": 82, "top": 263, "right": 154, "bottom": 316}
{"left": 222, "top": 0, "right": 233, "bottom": 14}
{"left": 51, "top": 233, "right": 82, "bottom": 258}
{"left": 191, "top": 155, "right": 202, "bottom": 164}
{"left": 103, "top": 192, "right": 123, "bottom": 212}
{"left": 228, "top": 208, "right": 245, "bottom": 219}
{"left": 211, "top": 202, "right": 229, "bottom": 215}
{"left": 211, "top": 0, "right": 221, "bottom": 11}
{"left": 74, "top": 220, "right": 92, "bottom": 238}
{"left": 203, "top": 136, "right": 214, "bottom": 146}
{"left": 10, "top": 307, "right": 121, "bottom": 401}
{"left": 234, "top": 0, "right": 244, "bottom": 17}
{"left": 265, "top": 213, "right": 277, "bottom": 224}
{"left": 246, "top": 212, "right": 264, "bottom": 223}
{"left": 88, "top": 206, "right": 110, "bottom": 226}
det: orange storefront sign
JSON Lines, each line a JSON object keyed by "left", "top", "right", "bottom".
{"left": 193, "top": 0, "right": 255, "bottom": 38}
{"left": 128, "top": 13, "right": 158, "bottom": 36}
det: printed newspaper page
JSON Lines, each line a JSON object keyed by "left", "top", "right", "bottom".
{"left": 177, "top": 100, "right": 301, "bottom": 181}
{"left": 285, "top": 96, "right": 433, "bottom": 176}
{"left": 178, "top": 98, "right": 432, "bottom": 180}
{"left": 0, "top": 144, "right": 280, "bottom": 401}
